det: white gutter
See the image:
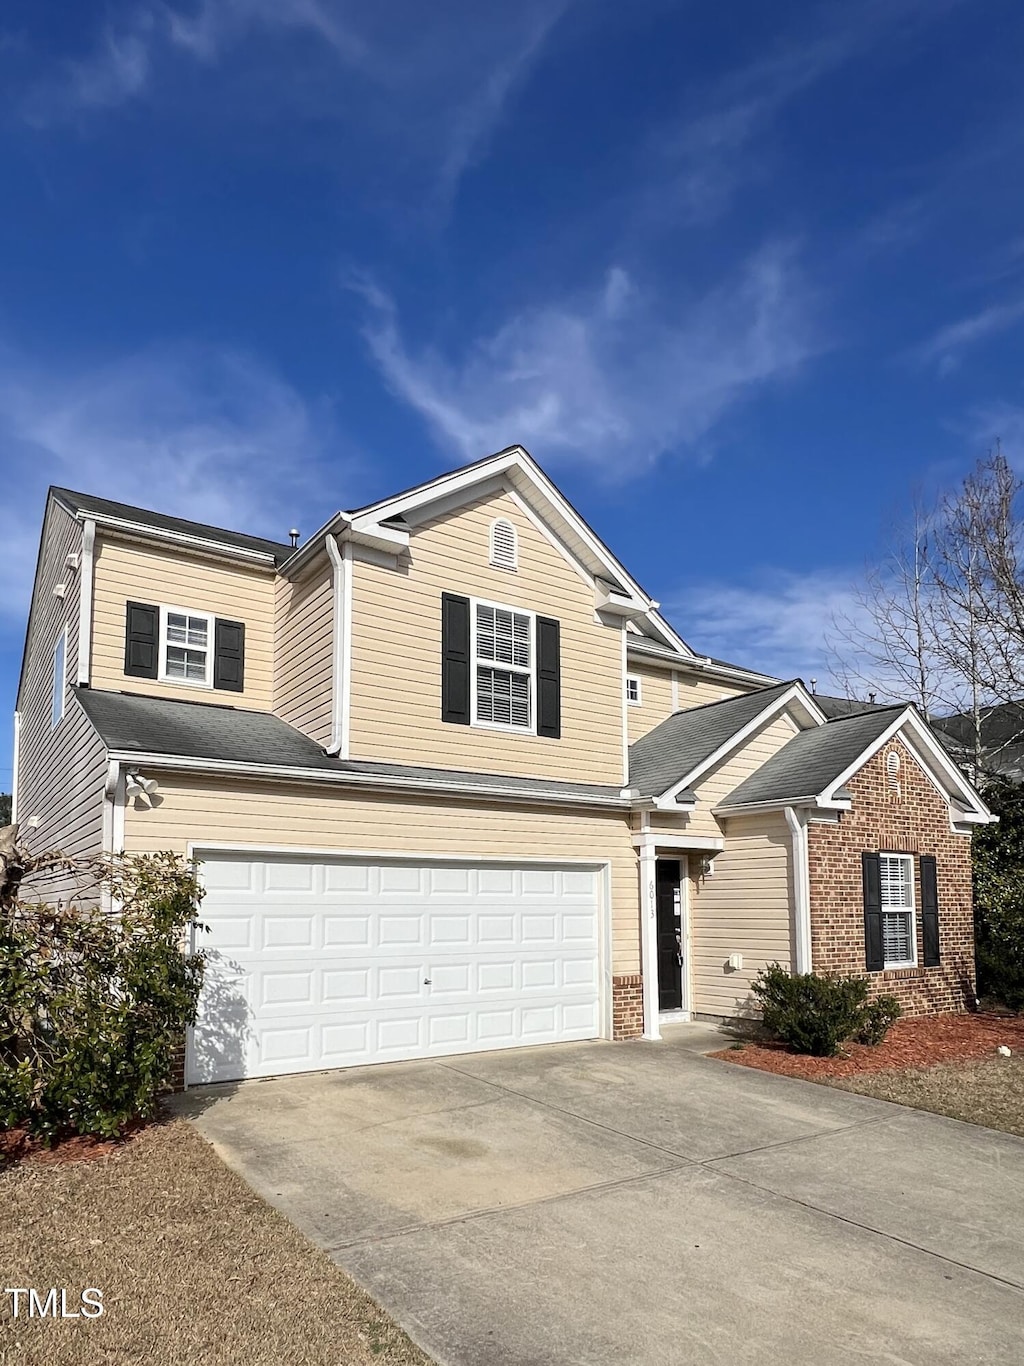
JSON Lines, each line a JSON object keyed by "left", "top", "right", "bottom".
{"left": 76, "top": 519, "right": 96, "bottom": 686}
{"left": 10, "top": 710, "right": 21, "bottom": 822}
{"left": 80, "top": 511, "right": 278, "bottom": 566}
{"left": 105, "top": 750, "right": 631, "bottom": 809}
{"left": 324, "top": 534, "right": 353, "bottom": 758}
{"left": 784, "top": 806, "right": 813, "bottom": 973}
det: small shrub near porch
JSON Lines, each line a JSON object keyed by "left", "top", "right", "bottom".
{"left": 752, "top": 964, "right": 901, "bottom": 1057}
{"left": 0, "top": 842, "right": 206, "bottom": 1142}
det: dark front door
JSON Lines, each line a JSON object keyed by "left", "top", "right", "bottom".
{"left": 656, "top": 859, "right": 683, "bottom": 1011}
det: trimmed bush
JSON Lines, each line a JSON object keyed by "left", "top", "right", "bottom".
{"left": 0, "top": 852, "right": 205, "bottom": 1141}
{"left": 854, "top": 994, "right": 902, "bottom": 1045}
{"left": 751, "top": 964, "right": 901, "bottom": 1057}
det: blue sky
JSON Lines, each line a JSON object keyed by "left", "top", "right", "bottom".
{"left": 2, "top": 0, "right": 1023, "bottom": 793}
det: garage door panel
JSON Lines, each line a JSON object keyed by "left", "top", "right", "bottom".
{"left": 189, "top": 855, "right": 602, "bottom": 1084}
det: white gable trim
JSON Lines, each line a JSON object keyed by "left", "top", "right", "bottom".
{"left": 821, "top": 708, "right": 994, "bottom": 824}
{"left": 653, "top": 684, "right": 827, "bottom": 809}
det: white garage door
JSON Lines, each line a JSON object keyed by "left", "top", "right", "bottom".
{"left": 188, "top": 853, "right": 602, "bottom": 1084}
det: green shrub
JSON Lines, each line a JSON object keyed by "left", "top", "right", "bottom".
{"left": 752, "top": 964, "right": 873, "bottom": 1057}
{"left": 854, "top": 995, "right": 902, "bottom": 1046}
{"left": 0, "top": 852, "right": 205, "bottom": 1141}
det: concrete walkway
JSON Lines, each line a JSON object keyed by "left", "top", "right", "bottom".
{"left": 174, "top": 1025, "right": 1024, "bottom": 1365}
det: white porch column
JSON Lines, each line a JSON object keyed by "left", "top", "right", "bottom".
{"left": 637, "top": 831, "right": 661, "bottom": 1041}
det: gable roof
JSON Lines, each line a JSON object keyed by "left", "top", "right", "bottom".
{"left": 51, "top": 487, "right": 294, "bottom": 566}
{"left": 310, "top": 445, "right": 696, "bottom": 658}
{"left": 720, "top": 706, "right": 906, "bottom": 808}
{"left": 73, "top": 688, "right": 626, "bottom": 808}
{"left": 627, "top": 681, "right": 806, "bottom": 798}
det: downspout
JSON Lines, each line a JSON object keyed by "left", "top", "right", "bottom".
{"left": 784, "top": 806, "right": 812, "bottom": 974}
{"left": 76, "top": 519, "right": 96, "bottom": 686}
{"left": 10, "top": 710, "right": 21, "bottom": 822}
{"left": 324, "top": 534, "right": 352, "bottom": 758}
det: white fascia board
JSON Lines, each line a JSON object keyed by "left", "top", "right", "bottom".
{"left": 627, "top": 643, "right": 778, "bottom": 688}
{"left": 107, "top": 751, "right": 631, "bottom": 809}
{"left": 714, "top": 796, "right": 852, "bottom": 817}
{"left": 350, "top": 450, "right": 521, "bottom": 524}
{"left": 278, "top": 512, "right": 350, "bottom": 576}
{"left": 632, "top": 832, "right": 724, "bottom": 852}
{"left": 82, "top": 513, "right": 278, "bottom": 566}
{"left": 822, "top": 707, "right": 995, "bottom": 822}
{"left": 654, "top": 684, "right": 823, "bottom": 808}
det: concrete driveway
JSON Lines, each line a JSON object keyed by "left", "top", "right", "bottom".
{"left": 175, "top": 1026, "right": 1024, "bottom": 1365}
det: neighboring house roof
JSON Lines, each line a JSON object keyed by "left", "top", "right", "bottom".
{"left": 933, "top": 701, "right": 1024, "bottom": 782}
{"left": 627, "top": 681, "right": 802, "bottom": 798}
{"left": 51, "top": 487, "right": 295, "bottom": 566}
{"left": 720, "top": 706, "right": 906, "bottom": 808}
{"left": 73, "top": 689, "right": 627, "bottom": 808}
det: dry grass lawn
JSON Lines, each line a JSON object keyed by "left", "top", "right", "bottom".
{"left": 832, "top": 1055, "right": 1024, "bottom": 1138}
{"left": 0, "top": 1117, "right": 433, "bottom": 1366}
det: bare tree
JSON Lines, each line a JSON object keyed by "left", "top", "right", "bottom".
{"left": 828, "top": 449, "right": 1024, "bottom": 780}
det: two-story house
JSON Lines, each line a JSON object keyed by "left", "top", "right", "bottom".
{"left": 13, "top": 446, "right": 993, "bottom": 1086}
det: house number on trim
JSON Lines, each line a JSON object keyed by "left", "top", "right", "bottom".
{"left": 648, "top": 880, "right": 656, "bottom": 917}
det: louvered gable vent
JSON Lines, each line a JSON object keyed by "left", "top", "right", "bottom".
{"left": 490, "top": 518, "right": 518, "bottom": 570}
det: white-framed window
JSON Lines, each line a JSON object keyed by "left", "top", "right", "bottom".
{"left": 625, "top": 675, "right": 642, "bottom": 706}
{"left": 879, "top": 852, "right": 916, "bottom": 968}
{"left": 51, "top": 628, "right": 67, "bottom": 729}
{"left": 159, "top": 606, "right": 213, "bottom": 687}
{"left": 489, "top": 518, "right": 518, "bottom": 571}
{"left": 472, "top": 599, "right": 533, "bottom": 730}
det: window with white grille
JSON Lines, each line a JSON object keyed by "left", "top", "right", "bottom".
{"left": 879, "top": 853, "right": 915, "bottom": 968}
{"left": 626, "top": 675, "right": 641, "bottom": 705}
{"left": 474, "top": 602, "right": 532, "bottom": 728}
{"left": 489, "top": 518, "right": 518, "bottom": 571}
{"left": 160, "top": 607, "right": 213, "bottom": 686}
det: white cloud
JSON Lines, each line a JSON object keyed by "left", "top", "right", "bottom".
{"left": 641, "top": 0, "right": 969, "bottom": 227}
{"left": 21, "top": 0, "right": 564, "bottom": 209}
{"left": 912, "top": 298, "right": 1024, "bottom": 374}
{"left": 0, "top": 344, "right": 347, "bottom": 621}
{"left": 671, "top": 570, "right": 867, "bottom": 688}
{"left": 351, "top": 245, "right": 819, "bottom": 475}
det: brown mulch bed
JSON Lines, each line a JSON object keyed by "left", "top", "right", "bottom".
{"left": 709, "top": 1010, "right": 1024, "bottom": 1080}
{"left": 0, "top": 1116, "right": 432, "bottom": 1366}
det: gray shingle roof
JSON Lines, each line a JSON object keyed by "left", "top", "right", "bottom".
{"left": 74, "top": 689, "right": 626, "bottom": 805}
{"left": 627, "top": 681, "right": 799, "bottom": 797}
{"left": 811, "top": 694, "right": 897, "bottom": 720}
{"left": 719, "top": 706, "right": 907, "bottom": 808}
{"left": 625, "top": 634, "right": 777, "bottom": 681}
{"left": 52, "top": 488, "right": 295, "bottom": 566}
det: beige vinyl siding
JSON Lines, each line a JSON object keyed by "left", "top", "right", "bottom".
{"left": 90, "top": 536, "right": 276, "bottom": 708}
{"left": 274, "top": 551, "right": 333, "bottom": 744}
{"left": 683, "top": 710, "right": 803, "bottom": 839}
{"left": 689, "top": 813, "right": 793, "bottom": 1016}
{"left": 626, "top": 663, "right": 674, "bottom": 742}
{"left": 122, "top": 775, "right": 642, "bottom": 973}
{"left": 16, "top": 504, "right": 107, "bottom": 882}
{"left": 349, "top": 488, "right": 624, "bottom": 784}
{"left": 626, "top": 659, "right": 754, "bottom": 743}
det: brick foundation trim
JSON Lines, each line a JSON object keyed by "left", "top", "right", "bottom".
{"left": 612, "top": 973, "right": 644, "bottom": 1039}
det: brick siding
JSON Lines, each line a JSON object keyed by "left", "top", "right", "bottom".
{"left": 612, "top": 973, "right": 644, "bottom": 1039}
{"left": 807, "top": 736, "right": 975, "bottom": 1016}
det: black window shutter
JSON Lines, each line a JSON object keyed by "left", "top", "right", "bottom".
{"left": 213, "top": 619, "right": 246, "bottom": 692}
{"left": 124, "top": 601, "right": 159, "bottom": 679}
{"left": 862, "top": 851, "right": 884, "bottom": 972}
{"left": 441, "top": 593, "right": 471, "bottom": 724}
{"left": 536, "top": 615, "right": 561, "bottom": 739}
{"left": 920, "top": 854, "right": 940, "bottom": 967}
